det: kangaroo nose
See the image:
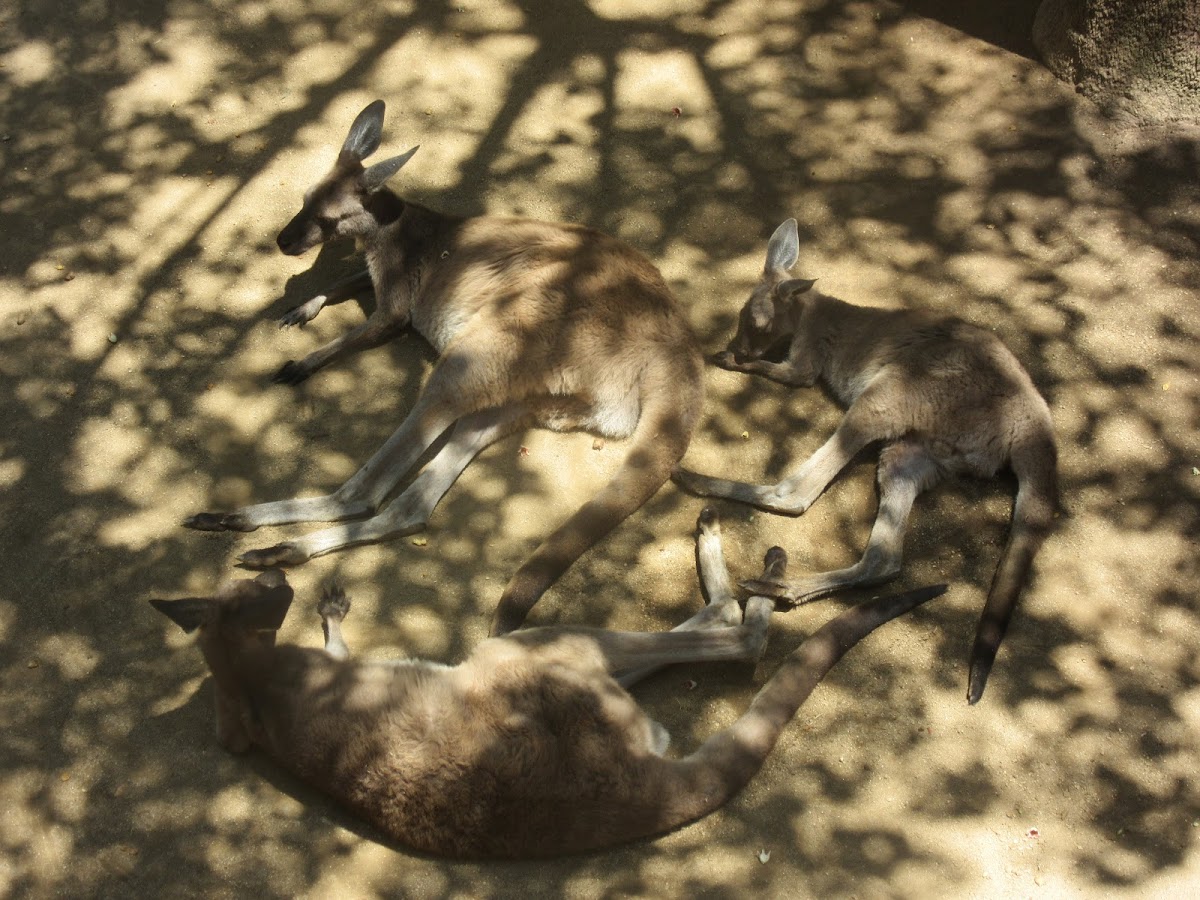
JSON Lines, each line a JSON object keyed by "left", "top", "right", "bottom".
{"left": 277, "top": 225, "right": 303, "bottom": 255}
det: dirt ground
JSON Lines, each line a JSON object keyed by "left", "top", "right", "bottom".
{"left": 2, "top": 1, "right": 1197, "bottom": 897}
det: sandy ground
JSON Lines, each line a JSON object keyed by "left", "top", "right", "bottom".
{"left": 1, "top": 0, "right": 1197, "bottom": 897}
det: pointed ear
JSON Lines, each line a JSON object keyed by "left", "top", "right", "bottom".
{"left": 151, "top": 597, "right": 215, "bottom": 634}
{"left": 233, "top": 580, "right": 294, "bottom": 631}
{"left": 764, "top": 218, "right": 800, "bottom": 273}
{"left": 778, "top": 277, "right": 816, "bottom": 298}
{"left": 362, "top": 146, "right": 419, "bottom": 192}
{"left": 341, "top": 100, "right": 387, "bottom": 161}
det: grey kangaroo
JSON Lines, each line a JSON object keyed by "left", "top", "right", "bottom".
{"left": 184, "top": 100, "right": 704, "bottom": 635}
{"left": 674, "top": 219, "right": 1057, "bottom": 704}
{"left": 153, "top": 508, "right": 945, "bottom": 858}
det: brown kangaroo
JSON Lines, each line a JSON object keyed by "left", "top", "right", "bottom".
{"left": 184, "top": 100, "right": 704, "bottom": 635}
{"left": 674, "top": 219, "right": 1057, "bottom": 704}
{"left": 153, "top": 508, "right": 944, "bottom": 859}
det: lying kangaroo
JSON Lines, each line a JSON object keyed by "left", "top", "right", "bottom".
{"left": 674, "top": 219, "right": 1057, "bottom": 704}
{"left": 153, "top": 509, "right": 944, "bottom": 858}
{"left": 185, "top": 100, "right": 703, "bottom": 635}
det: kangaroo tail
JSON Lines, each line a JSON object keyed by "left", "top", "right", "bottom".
{"left": 657, "top": 583, "right": 947, "bottom": 830}
{"left": 490, "top": 355, "right": 704, "bottom": 635}
{"left": 966, "top": 432, "right": 1058, "bottom": 704}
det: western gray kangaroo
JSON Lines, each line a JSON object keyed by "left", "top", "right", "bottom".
{"left": 153, "top": 508, "right": 945, "bottom": 859}
{"left": 184, "top": 100, "right": 704, "bottom": 635}
{"left": 673, "top": 219, "right": 1057, "bottom": 704}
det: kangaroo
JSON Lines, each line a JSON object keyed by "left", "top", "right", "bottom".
{"left": 153, "top": 508, "right": 945, "bottom": 859}
{"left": 673, "top": 219, "right": 1057, "bottom": 704}
{"left": 184, "top": 100, "right": 704, "bottom": 635}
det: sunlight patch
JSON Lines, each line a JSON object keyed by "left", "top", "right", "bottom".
{"left": 2, "top": 40, "right": 57, "bottom": 87}
{"left": 106, "top": 21, "right": 230, "bottom": 128}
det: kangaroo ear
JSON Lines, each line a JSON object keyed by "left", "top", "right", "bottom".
{"left": 150, "top": 597, "right": 216, "bottom": 634}
{"left": 778, "top": 277, "right": 816, "bottom": 298}
{"left": 233, "top": 579, "right": 294, "bottom": 631}
{"left": 764, "top": 218, "right": 800, "bottom": 274}
{"left": 362, "top": 146, "right": 419, "bottom": 192}
{"left": 341, "top": 100, "right": 387, "bottom": 161}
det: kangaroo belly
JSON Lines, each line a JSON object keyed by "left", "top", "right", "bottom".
{"left": 332, "top": 666, "right": 663, "bottom": 857}
{"left": 529, "top": 373, "right": 642, "bottom": 439}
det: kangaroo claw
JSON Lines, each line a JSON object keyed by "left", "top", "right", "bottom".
{"left": 316, "top": 583, "right": 351, "bottom": 621}
{"left": 278, "top": 296, "right": 325, "bottom": 329}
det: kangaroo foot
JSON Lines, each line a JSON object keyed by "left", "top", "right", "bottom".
{"left": 239, "top": 542, "right": 310, "bottom": 569}
{"left": 316, "top": 584, "right": 351, "bottom": 621}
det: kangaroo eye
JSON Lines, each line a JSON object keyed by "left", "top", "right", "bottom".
{"left": 315, "top": 215, "right": 337, "bottom": 230}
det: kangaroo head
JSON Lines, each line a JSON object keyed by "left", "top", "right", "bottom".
{"left": 276, "top": 100, "right": 419, "bottom": 256}
{"left": 728, "top": 218, "right": 816, "bottom": 362}
{"left": 152, "top": 570, "right": 294, "bottom": 753}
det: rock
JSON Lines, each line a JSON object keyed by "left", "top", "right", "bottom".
{"left": 1033, "top": 0, "right": 1200, "bottom": 125}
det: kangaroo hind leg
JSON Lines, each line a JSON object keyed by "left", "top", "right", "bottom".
{"left": 590, "top": 507, "right": 787, "bottom": 686}
{"left": 674, "top": 411, "right": 875, "bottom": 515}
{"left": 740, "top": 440, "right": 941, "bottom": 604}
{"left": 187, "top": 352, "right": 487, "bottom": 557}
{"left": 317, "top": 584, "right": 352, "bottom": 660}
{"left": 238, "top": 405, "right": 531, "bottom": 566}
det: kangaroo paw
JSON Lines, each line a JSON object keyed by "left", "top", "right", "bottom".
{"left": 239, "top": 542, "right": 310, "bottom": 569}
{"left": 696, "top": 505, "right": 720, "bottom": 533}
{"left": 278, "top": 297, "right": 325, "bottom": 329}
{"left": 316, "top": 584, "right": 351, "bottom": 621}
{"left": 183, "top": 512, "right": 257, "bottom": 533}
{"left": 708, "top": 350, "right": 743, "bottom": 370}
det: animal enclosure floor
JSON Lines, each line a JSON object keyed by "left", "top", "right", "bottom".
{"left": 0, "top": 0, "right": 1197, "bottom": 897}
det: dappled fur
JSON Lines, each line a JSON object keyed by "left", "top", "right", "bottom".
{"left": 185, "top": 101, "right": 703, "bottom": 634}
{"left": 154, "top": 514, "right": 943, "bottom": 858}
{"left": 676, "top": 218, "right": 1057, "bottom": 703}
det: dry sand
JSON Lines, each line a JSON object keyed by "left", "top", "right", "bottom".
{"left": 1, "top": 1, "right": 1197, "bottom": 897}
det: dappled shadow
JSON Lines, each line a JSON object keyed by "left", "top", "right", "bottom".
{"left": 1, "top": 0, "right": 1198, "bottom": 896}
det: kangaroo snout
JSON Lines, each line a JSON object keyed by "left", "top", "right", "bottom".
{"left": 277, "top": 218, "right": 314, "bottom": 256}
